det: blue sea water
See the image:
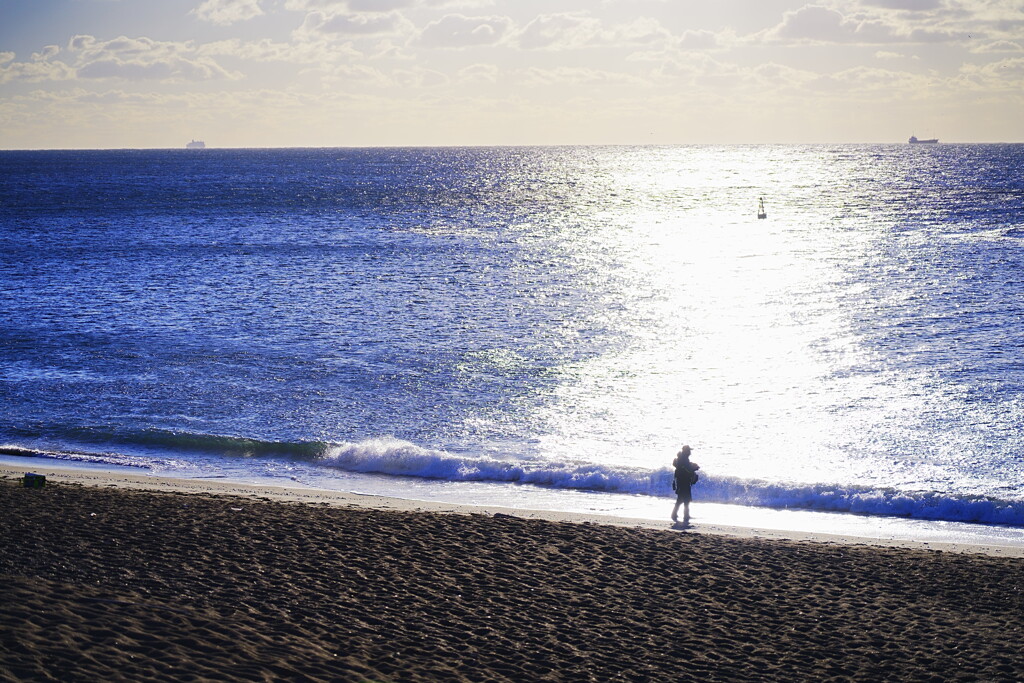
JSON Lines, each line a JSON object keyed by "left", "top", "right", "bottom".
{"left": 2, "top": 144, "right": 1024, "bottom": 538}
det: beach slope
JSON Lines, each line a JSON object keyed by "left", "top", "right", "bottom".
{"left": 2, "top": 477, "right": 1023, "bottom": 681}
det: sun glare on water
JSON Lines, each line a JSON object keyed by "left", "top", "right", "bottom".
{"left": 530, "top": 148, "right": 884, "bottom": 487}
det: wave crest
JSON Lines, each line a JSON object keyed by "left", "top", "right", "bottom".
{"left": 316, "top": 437, "right": 667, "bottom": 494}
{"left": 313, "top": 438, "right": 1024, "bottom": 525}
{"left": 6, "top": 431, "right": 1023, "bottom": 526}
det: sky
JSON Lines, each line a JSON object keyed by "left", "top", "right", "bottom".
{"left": 0, "top": 0, "right": 1022, "bottom": 148}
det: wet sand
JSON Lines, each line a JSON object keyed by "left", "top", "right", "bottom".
{"left": 2, "top": 469, "right": 1023, "bottom": 681}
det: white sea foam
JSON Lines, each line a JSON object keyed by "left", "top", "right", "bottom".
{"left": 314, "top": 438, "right": 1024, "bottom": 526}
{"left": 7, "top": 435, "right": 1024, "bottom": 526}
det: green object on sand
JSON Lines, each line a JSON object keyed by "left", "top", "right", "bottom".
{"left": 23, "top": 473, "right": 46, "bottom": 488}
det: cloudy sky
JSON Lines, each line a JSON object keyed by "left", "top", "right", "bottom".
{"left": 1, "top": 0, "right": 1022, "bottom": 148}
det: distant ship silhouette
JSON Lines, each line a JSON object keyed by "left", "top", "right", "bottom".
{"left": 908, "top": 135, "right": 938, "bottom": 144}
{"left": 186, "top": 139, "right": 206, "bottom": 149}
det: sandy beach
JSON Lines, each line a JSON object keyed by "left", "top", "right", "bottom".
{"left": 2, "top": 465, "right": 1023, "bottom": 681}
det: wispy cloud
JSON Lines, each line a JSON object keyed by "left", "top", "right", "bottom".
{"left": 294, "top": 10, "right": 415, "bottom": 39}
{"left": 764, "top": 4, "right": 967, "bottom": 44}
{"left": 0, "top": 49, "right": 75, "bottom": 85}
{"left": 70, "top": 35, "right": 242, "bottom": 81}
{"left": 418, "top": 14, "right": 513, "bottom": 48}
{"left": 192, "top": 0, "right": 265, "bottom": 25}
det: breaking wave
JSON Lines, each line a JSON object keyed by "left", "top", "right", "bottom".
{"left": 5, "top": 431, "right": 1023, "bottom": 526}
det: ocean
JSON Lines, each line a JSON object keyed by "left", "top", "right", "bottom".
{"left": 2, "top": 144, "right": 1024, "bottom": 543}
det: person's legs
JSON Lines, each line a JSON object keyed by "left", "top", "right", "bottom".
{"left": 682, "top": 501, "right": 690, "bottom": 524}
{"left": 671, "top": 499, "right": 681, "bottom": 521}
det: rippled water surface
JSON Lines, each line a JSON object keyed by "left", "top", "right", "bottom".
{"left": 2, "top": 145, "right": 1023, "bottom": 525}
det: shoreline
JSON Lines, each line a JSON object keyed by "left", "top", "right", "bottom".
{"left": 3, "top": 461, "right": 1022, "bottom": 557}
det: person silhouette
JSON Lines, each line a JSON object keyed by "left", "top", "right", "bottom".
{"left": 671, "top": 445, "right": 700, "bottom": 525}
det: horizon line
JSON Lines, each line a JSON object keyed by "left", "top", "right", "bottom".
{"left": 4, "top": 140, "right": 1023, "bottom": 152}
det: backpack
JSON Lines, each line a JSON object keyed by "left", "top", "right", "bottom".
{"left": 672, "top": 466, "right": 699, "bottom": 490}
